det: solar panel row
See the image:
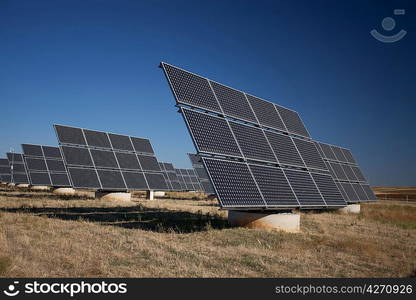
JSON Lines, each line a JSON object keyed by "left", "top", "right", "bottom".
{"left": 175, "top": 168, "right": 202, "bottom": 191}
{"left": 188, "top": 153, "right": 215, "bottom": 194}
{"left": 0, "top": 158, "right": 12, "bottom": 183}
{"left": 315, "top": 142, "right": 377, "bottom": 202}
{"left": 54, "top": 125, "right": 168, "bottom": 191}
{"left": 22, "top": 144, "right": 71, "bottom": 187}
{"left": 6, "top": 153, "right": 29, "bottom": 184}
{"left": 159, "top": 162, "right": 182, "bottom": 191}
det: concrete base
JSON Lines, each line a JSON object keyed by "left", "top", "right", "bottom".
{"left": 146, "top": 190, "right": 155, "bottom": 200}
{"left": 8, "top": 183, "right": 16, "bottom": 187}
{"left": 31, "top": 185, "right": 50, "bottom": 191}
{"left": 154, "top": 191, "right": 165, "bottom": 197}
{"left": 53, "top": 188, "right": 76, "bottom": 196}
{"left": 17, "top": 184, "right": 30, "bottom": 188}
{"left": 228, "top": 211, "right": 300, "bottom": 233}
{"left": 95, "top": 191, "right": 131, "bottom": 201}
{"left": 338, "top": 204, "right": 361, "bottom": 214}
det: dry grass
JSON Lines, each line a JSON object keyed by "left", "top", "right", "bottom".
{"left": 0, "top": 185, "right": 415, "bottom": 278}
{"left": 373, "top": 186, "right": 416, "bottom": 202}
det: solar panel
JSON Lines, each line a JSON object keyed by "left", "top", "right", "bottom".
{"left": 264, "top": 131, "right": 305, "bottom": 167}
{"left": 12, "top": 173, "right": 30, "bottom": 184}
{"left": 319, "top": 142, "right": 337, "bottom": 160}
{"left": 0, "top": 159, "right": 11, "bottom": 183}
{"left": 7, "top": 152, "right": 29, "bottom": 184}
{"left": 340, "top": 164, "right": 358, "bottom": 181}
{"left": 310, "top": 172, "right": 345, "bottom": 207}
{"left": 283, "top": 169, "right": 326, "bottom": 207}
{"left": 22, "top": 144, "right": 43, "bottom": 157}
{"left": 202, "top": 157, "right": 265, "bottom": 207}
{"left": 25, "top": 158, "right": 48, "bottom": 171}
{"left": 351, "top": 183, "right": 369, "bottom": 202}
{"left": 329, "top": 162, "right": 348, "bottom": 181}
{"left": 161, "top": 63, "right": 222, "bottom": 113}
{"left": 360, "top": 184, "right": 377, "bottom": 200}
{"left": 330, "top": 146, "right": 347, "bottom": 162}
{"left": 84, "top": 129, "right": 112, "bottom": 149}
{"left": 246, "top": 94, "right": 286, "bottom": 131}
{"left": 341, "top": 182, "right": 359, "bottom": 202}
{"left": 248, "top": 164, "right": 298, "bottom": 206}
{"left": 122, "top": 172, "right": 148, "bottom": 190}
{"left": 131, "top": 137, "right": 155, "bottom": 154}
{"left": 145, "top": 173, "right": 168, "bottom": 190}
{"left": 137, "top": 155, "right": 160, "bottom": 171}
{"left": 61, "top": 146, "right": 94, "bottom": 167}
{"left": 115, "top": 152, "right": 141, "bottom": 170}
{"left": 292, "top": 138, "right": 326, "bottom": 170}
{"left": 42, "top": 146, "right": 62, "bottom": 159}
{"left": 90, "top": 149, "right": 119, "bottom": 169}
{"left": 7, "top": 153, "right": 23, "bottom": 162}
{"left": 210, "top": 81, "right": 257, "bottom": 123}
{"left": 341, "top": 148, "right": 357, "bottom": 164}
{"left": 229, "top": 121, "right": 276, "bottom": 162}
{"left": 182, "top": 108, "right": 242, "bottom": 158}
{"left": 29, "top": 172, "right": 51, "bottom": 186}
{"left": 108, "top": 133, "right": 134, "bottom": 152}
{"left": 274, "top": 105, "right": 310, "bottom": 138}
{"left": 68, "top": 168, "right": 101, "bottom": 189}
{"left": 50, "top": 173, "right": 71, "bottom": 187}
{"left": 54, "top": 125, "right": 87, "bottom": 146}
{"left": 97, "top": 169, "right": 126, "bottom": 190}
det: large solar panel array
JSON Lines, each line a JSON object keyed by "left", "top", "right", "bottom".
{"left": 54, "top": 125, "right": 168, "bottom": 191}
{"left": 161, "top": 62, "right": 348, "bottom": 209}
{"left": 22, "top": 144, "right": 71, "bottom": 187}
{"left": 0, "top": 158, "right": 11, "bottom": 183}
{"left": 315, "top": 142, "right": 377, "bottom": 202}
{"left": 159, "top": 162, "right": 182, "bottom": 191}
{"left": 188, "top": 153, "right": 215, "bottom": 194}
{"left": 6, "top": 153, "right": 29, "bottom": 184}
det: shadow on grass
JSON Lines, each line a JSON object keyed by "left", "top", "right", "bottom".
{"left": 0, "top": 205, "right": 229, "bottom": 233}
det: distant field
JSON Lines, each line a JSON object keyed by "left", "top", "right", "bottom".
{"left": 0, "top": 185, "right": 415, "bottom": 278}
{"left": 373, "top": 187, "right": 416, "bottom": 202}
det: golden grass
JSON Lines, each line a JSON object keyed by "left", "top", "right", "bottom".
{"left": 0, "top": 186, "right": 415, "bottom": 278}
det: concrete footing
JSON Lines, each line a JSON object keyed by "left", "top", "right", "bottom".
{"left": 95, "top": 191, "right": 131, "bottom": 201}
{"left": 53, "top": 188, "right": 76, "bottom": 196}
{"left": 30, "top": 185, "right": 50, "bottom": 191}
{"left": 17, "top": 184, "right": 30, "bottom": 188}
{"left": 228, "top": 211, "right": 300, "bottom": 233}
{"left": 154, "top": 191, "right": 165, "bottom": 197}
{"left": 146, "top": 190, "right": 155, "bottom": 200}
{"left": 8, "top": 183, "right": 16, "bottom": 187}
{"left": 338, "top": 204, "right": 361, "bottom": 214}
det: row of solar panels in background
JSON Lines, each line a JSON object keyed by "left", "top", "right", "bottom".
{"left": 160, "top": 162, "right": 204, "bottom": 191}
{"left": 202, "top": 157, "right": 374, "bottom": 209}
{"left": 22, "top": 144, "right": 71, "bottom": 187}
{"left": 54, "top": 125, "right": 168, "bottom": 191}
{"left": 161, "top": 62, "right": 311, "bottom": 139}
{"left": 54, "top": 124, "right": 155, "bottom": 154}
{"left": 0, "top": 158, "right": 12, "bottom": 182}
{"left": 188, "top": 153, "right": 215, "bottom": 194}
{"left": 181, "top": 107, "right": 327, "bottom": 171}
{"left": 5, "top": 153, "right": 29, "bottom": 184}
{"left": 159, "top": 162, "right": 182, "bottom": 191}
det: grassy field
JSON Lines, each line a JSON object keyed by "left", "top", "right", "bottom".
{"left": 0, "top": 185, "right": 415, "bottom": 278}
{"left": 373, "top": 187, "right": 416, "bottom": 202}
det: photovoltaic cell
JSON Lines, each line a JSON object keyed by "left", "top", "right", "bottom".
{"left": 246, "top": 94, "right": 286, "bottom": 131}
{"left": 335, "top": 182, "right": 348, "bottom": 202}
{"left": 25, "top": 158, "right": 48, "bottom": 171}
{"left": 12, "top": 173, "right": 29, "bottom": 184}
{"left": 29, "top": 172, "right": 51, "bottom": 186}
{"left": 202, "top": 158, "right": 264, "bottom": 207}
{"left": 54, "top": 125, "right": 87, "bottom": 146}
{"left": 293, "top": 138, "right": 326, "bottom": 170}
{"left": 42, "top": 146, "right": 62, "bottom": 159}
{"left": 122, "top": 172, "right": 148, "bottom": 190}
{"left": 61, "top": 146, "right": 94, "bottom": 167}
{"left": 97, "top": 170, "right": 126, "bottom": 190}
{"left": 351, "top": 166, "right": 366, "bottom": 182}
{"left": 329, "top": 162, "right": 348, "bottom": 180}
{"left": 319, "top": 143, "right": 337, "bottom": 160}
{"left": 90, "top": 149, "right": 119, "bottom": 169}
{"left": 68, "top": 168, "right": 101, "bottom": 189}
{"left": 331, "top": 146, "right": 347, "bottom": 162}
{"left": 137, "top": 155, "right": 160, "bottom": 171}
{"left": 265, "top": 131, "right": 304, "bottom": 167}
{"left": 46, "top": 159, "right": 66, "bottom": 172}
{"left": 274, "top": 105, "right": 310, "bottom": 138}
{"left": 131, "top": 137, "right": 154, "bottom": 154}
{"left": 162, "top": 63, "right": 222, "bottom": 113}
{"left": 283, "top": 169, "right": 325, "bottom": 206}
{"left": 210, "top": 81, "right": 257, "bottom": 123}
{"left": 310, "top": 172, "right": 346, "bottom": 206}
{"left": 145, "top": 173, "right": 168, "bottom": 190}
{"left": 229, "top": 122, "right": 276, "bottom": 162}
{"left": 341, "top": 148, "right": 356, "bottom": 164}
{"left": 351, "top": 183, "right": 368, "bottom": 201}
{"left": 115, "top": 152, "right": 141, "bottom": 170}
{"left": 249, "top": 164, "right": 298, "bottom": 206}
{"left": 341, "top": 182, "right": 359, "bottom": 202}
{"left": 50, "top": 173, "right": 71, "bottom": 187}
{"left": 182, "top": 108, "right": 242, "bottom": 157}
{"left": 340, "top": 164, "right": 358, "bottom": 181}
{"left": 108, "top": 133, "right": 134, "bottom": 152}
{"left": 22, "top": 144, "right": 43, "bottom": 157}
{"left": 83, "top": 129, "right": 112, "bottom": 149}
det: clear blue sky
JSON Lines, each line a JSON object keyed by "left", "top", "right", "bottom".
{"left": 0, "top": 0, "right": 414, "bottom": 186}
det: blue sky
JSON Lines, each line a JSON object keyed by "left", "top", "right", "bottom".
{"left": 0, "top": 0, "right": 414, "bottom": 186}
